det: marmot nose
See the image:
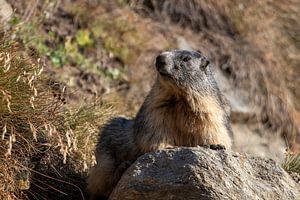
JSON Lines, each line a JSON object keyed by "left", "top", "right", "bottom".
{"left": 155, "top": 54, "right": 167, "bottom": 71}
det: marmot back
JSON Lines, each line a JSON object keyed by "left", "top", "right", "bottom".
{"left": 87, "top": 50, "right": 233, "bottom": 200}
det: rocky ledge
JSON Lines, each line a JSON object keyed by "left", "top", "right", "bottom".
{"left": 110, "top": 147, "right": 299, "bottom": 200}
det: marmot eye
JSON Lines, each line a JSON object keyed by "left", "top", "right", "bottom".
{"left": 182, "top": 56, "right": 191, "bottom": 62}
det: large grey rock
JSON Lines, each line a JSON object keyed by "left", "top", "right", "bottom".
{"left": 110, "top": 147, "right": 299, "bottom": 200}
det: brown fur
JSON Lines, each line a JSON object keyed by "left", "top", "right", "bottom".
{"left": 135, "top": 80, "right": 232, "bottom": 154}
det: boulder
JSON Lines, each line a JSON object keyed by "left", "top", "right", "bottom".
{"left": 110, "top": 147, "right": 299, "bottom": 200}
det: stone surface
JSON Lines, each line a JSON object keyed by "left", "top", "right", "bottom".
{"left": 110, "top": 147, "right": 299, "bottom": 200}
{"left": 232, "top": 124, "right": 286, "bottom": 162}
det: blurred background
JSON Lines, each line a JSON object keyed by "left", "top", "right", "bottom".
{"left": 0, "top": 0, "right": 299, "bottom": 199}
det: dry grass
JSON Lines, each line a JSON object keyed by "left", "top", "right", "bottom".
{"left": 0, "top": 29, "right": 114, "bottom": 199}
{"left": 0, "top": 29, "right": 62, "bottom": 199}
{"left": 283, "top": 152, "right": 300, "bottom": 184}
{"left": 283, "top": 153, "right": 300, "bottom": 176}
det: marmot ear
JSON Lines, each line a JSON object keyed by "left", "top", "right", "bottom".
{"left": 196, "top": 50, "right": 202, "bottom": 54}
{"left": 200, "top": 59, "right": 210, "bottom": 70}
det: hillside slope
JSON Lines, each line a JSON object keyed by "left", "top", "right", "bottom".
{"left": 1, "top": 0, "right": 300, "bottom": 199}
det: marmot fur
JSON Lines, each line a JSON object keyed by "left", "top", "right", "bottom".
{"left": 87, "top": 50, "right": 233, "bottom": 199}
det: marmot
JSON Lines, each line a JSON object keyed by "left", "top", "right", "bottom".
{"left": 87, "top": 50, "right": 233, "bottom": 200}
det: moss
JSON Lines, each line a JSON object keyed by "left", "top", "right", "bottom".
{"left": 90, "top": 16, "right": 144, "bottom": 65}
{"left": 104, "top": 67, "right": 126, "bottom": 80}
{"left": 49, "top": 44, "right": 68, "bottom": 67}
{"left": 75, "top": 29, "right": 94, "bottom": 47}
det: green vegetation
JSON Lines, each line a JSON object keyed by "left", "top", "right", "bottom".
{"left": 91, "top": 16, "right": 138, "bottom": 64}
{"left": 75, "top": 29, "right": 94, "bottom": 47}
{"left": 283, "top": 154, "right": 300, "bottom": 176}
{"left": 9, "top": 6, "right": 145, "bottom": 80}
{"left": 9, "top": 13, "right": 124, "bottom": 80}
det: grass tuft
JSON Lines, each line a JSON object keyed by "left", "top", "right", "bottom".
{"left": 0, "top": 28, "right": 114, "bottom": 199}
{"left": 283, "top": 154, "right": 300, "bottom": 175}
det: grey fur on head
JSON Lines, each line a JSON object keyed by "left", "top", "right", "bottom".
{"left": 155, "top": 50, "right": 219, "bottom": 96}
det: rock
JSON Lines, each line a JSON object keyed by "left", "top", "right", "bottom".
{"left": 232, "top": 124, "right": 286, "bottom": 162}
{"left": 213, "top": 67, "right": 257, "bottom": 122}
{"left": 176, "top": 36, "right": 193, "bottom": 51}
{"left": 110, "top": 147, "right": 299, "bottom": 200}
{"left": 0, "top": 0, "right": 13, "bottom": 29}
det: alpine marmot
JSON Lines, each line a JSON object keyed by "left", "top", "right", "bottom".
{"left": 87, "top": 50, "right": 233, "bottom": 199}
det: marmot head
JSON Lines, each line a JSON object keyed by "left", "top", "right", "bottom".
{"left": 155, "top": 50, "right": 217, "bottom": 95}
